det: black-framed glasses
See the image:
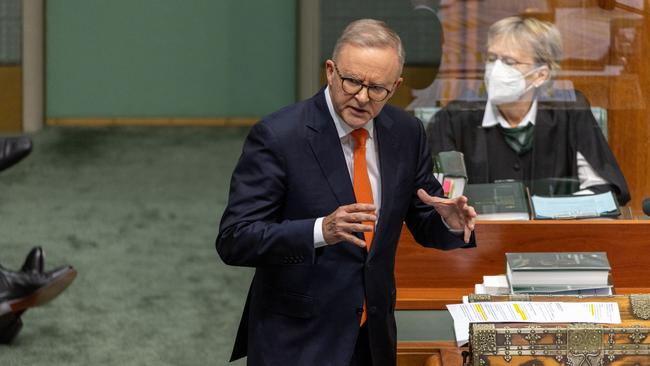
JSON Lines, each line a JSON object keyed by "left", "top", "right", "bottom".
{"left": 332, "top": 62, "right": 393, "bottom": 102}
{"left": 485, "top": 52, "right": 534, "bottom": 67}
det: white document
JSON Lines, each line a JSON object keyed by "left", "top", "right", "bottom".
{"left": 474, "top": 275, "right": 510, "bottom": 295}
{"left": 447, "top": 301, "right": 621, "bottom": 346}
{"left": 531, "top": 191, "right": 618, "bottom": 219}
{"left": 483, "top": 275, "right": 509, "bottom": 289}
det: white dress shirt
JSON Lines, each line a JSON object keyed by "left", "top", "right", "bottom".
{"left": 481, "top": 99, "right": 608, "bottom": 193}
{"left": 313, "top": 86, "right": 382, "bottom": 247}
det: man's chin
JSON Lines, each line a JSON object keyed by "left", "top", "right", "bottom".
{"left": 342, "top": 112, "right": 371, "bottom": 128}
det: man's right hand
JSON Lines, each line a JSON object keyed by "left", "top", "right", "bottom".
{"left": 322, "top": 203, "right": 376, "bottom": 247}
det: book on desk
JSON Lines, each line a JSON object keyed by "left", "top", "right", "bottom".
{"left": 506, "top": 252, "right": 612, "bottom": 295}
{"left": 463, "top": 180, "right": 621, "bottom": 220}
{"left": 433, "top": 151, "right": 467, "bottom": 199}
{"left": 464, "top": 181, "right": 530, "bottom": 220}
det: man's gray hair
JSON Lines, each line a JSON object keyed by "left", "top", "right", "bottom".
{"left": 488, "top": 16, "right": 563, "bottom": 72}
{"left": 332, "top": 19, "right": 405, "bottom": 69}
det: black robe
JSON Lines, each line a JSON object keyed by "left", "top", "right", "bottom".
{"left": 426, "top": 92, "right": 630, "bottom": 205}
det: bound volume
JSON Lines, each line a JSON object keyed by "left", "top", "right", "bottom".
{"left": 464, "top": 181, "right": 530, "bottom": 220}
{"left": 433, "top": 151, "right": 467, "bottom": 198}
{"left": 506, "top": 252, "right": 611, "bottom": 292}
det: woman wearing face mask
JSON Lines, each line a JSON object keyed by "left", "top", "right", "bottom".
{"left": 427, "top": 16, "right": 630, "bottom": 205}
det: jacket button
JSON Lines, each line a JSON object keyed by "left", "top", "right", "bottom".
{"left": 513, "top": 162, "right": 520, "bottom": 171}
{"left": 356, "top": 307, "right": 364, "bottom": 315}
{"left": 369, "top": 306, "right": 377, "bottom": 314}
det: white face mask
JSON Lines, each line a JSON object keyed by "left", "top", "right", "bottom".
{"left": 484, "top": 60, "right": 543, "bottom": 105}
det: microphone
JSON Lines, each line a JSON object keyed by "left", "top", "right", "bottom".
{"left": 644, "top": 198, "right": 650, "bottom": 216}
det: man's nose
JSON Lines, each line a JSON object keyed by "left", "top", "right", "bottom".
{"left": 355, "top": 86, "right": 370, "bottom": 104}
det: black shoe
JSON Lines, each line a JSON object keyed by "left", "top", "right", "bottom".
{"left": 0, "top": 313, "right": 22, "bottom": 344}
{"left": 0, "top": 247, "right": 45, "bottom": 344}
{"left": 0, "top": 265, "right": 77, "bottom": 315}
{"left": 20, "top": 246, "right": 45, "bottom": 274}
{"left": 0, "top": 136, "right": 33, "bottom": 173}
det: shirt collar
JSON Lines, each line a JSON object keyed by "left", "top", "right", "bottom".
{"left": 481, "top": 98, "right": 538, "bottom": 129}
{"left": 325, "top": 85, "right": 374, "bottom": 139}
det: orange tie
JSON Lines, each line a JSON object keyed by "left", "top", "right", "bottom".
{"left": 351, "top": 128, "right": 374, "bottom": 325}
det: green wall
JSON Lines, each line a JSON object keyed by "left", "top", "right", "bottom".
{"left": 46, "top": 0, "right": 296, "bottom": 118}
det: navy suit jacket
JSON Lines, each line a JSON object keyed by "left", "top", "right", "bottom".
{"left": 216, "top": 88, "right": 475, "bottom": 366}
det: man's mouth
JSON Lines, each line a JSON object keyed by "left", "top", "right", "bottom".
{"left": 348, "top": 106, "right": 367, "bottom": 115}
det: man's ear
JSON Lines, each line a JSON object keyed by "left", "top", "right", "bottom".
{"left": 390, "top": 77, "right": 404, "bottom": 96}
{"left": 325, "top": 60, "right": 335, "bottom": 87}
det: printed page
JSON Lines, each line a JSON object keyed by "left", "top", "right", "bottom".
{"left": 447, "top": 301, "right": 621, "bottom": 346}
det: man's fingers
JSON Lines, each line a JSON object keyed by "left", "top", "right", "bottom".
{"left": 416, "top": 189, "right": 435, "bottom": 204}
{"left": 417, "top": 189, "right": 456, "bottom": 207}
{"left": 338, "top": 232, "right": 367, "bottom": 248}
{"left": 324, "top": 204, "right": 377, "bottom": 246}
{"left": 339, "top": 222, "right": 373, "bottom": 233}
{"left": 344, "top": 212, "right": 377, "bottom": 223}
{"left": 464, "top": 226, "right": 472, "bottom": 243}
{"left": 416, "top": 189, "right": 476, "bottom": 242}
{"left": 345, "top": 203, "right": 376, "bottom": 213}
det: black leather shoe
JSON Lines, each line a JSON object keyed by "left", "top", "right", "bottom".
{"left": 20, "top": 246, "right": 45, "bottom": 274}
{"left": 0, "top": 265, "right": 77, "bottom": 315}
{"left": 0, "top": 247, "right": 45, "bottom": 344}
{"left": 0, "top": 313, "right": 22, "bottom": 344}
{"left": 0, "top": 136, "right": 33, "bottom": 172}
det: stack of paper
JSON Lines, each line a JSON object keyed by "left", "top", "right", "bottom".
{"left": 473, "top": 275, "right": 510, "bottom": 295}
{"left": 447, "top": 301, "right": 621, "bottom": 346}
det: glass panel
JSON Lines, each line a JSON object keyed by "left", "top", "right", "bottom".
{"left": 0, "top": 0, "right": 21, "bottom": 64}
{"left": 319, "top": 0, "right": 649, "bottom": 210}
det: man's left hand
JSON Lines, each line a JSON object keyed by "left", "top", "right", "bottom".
{"left": 417, "top": 188, "right": 477, "bottom": 243}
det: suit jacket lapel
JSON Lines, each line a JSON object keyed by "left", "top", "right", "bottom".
{"left": 306, "top": 90, "right": 356, "bottom": 207}
{"left": 370, "top": 112, "right": 400, "bottom": 260}
{"left": 307, "top": 91, "right": 365, "bottom": 260}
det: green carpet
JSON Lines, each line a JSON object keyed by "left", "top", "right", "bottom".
{"left": 0, "top": 126, "right": 252, "bottom": 365}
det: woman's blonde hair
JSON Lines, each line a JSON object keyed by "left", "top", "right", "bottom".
{"left": 488, "top": 16, "right": 562, "bottom": 72}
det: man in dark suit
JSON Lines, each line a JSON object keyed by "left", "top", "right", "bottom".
{"left": 216, "top": 19, "right": 476, "bottom": 366}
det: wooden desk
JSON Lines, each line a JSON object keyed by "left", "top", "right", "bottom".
{"left": 396, "top": 341, "right": 464, "bottom": 366}
{"left": 395, "top": 220, "right": 650, "bottom": 365}
{"left": 395, "top": 220, "right": 650, "bottom": 309}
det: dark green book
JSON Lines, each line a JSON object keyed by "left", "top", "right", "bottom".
{"left": 464, "top": 181, "right": 530, "bottom": 220}
{"left": 435, "top": 151, "right": 467, "bottom": 178}
{"left": 506, "top": 252, "right": 611, "bottom": 287}
{"left": 434, "top": 151, "right": 467, "bottom": 198}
